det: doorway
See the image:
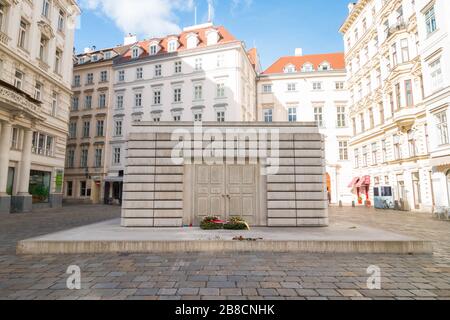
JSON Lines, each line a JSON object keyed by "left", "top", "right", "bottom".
{"left": 194, "top": 164, "right": 259, "bottom": 225}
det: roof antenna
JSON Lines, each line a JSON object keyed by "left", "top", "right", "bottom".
{"left": 208, "top": 1, "right": 212, "bottom": 23}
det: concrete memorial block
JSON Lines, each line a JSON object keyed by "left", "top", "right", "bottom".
{"left": 122, "top": 122, "right": 328, "bottom": 227}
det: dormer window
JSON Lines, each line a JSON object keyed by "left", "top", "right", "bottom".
{"left": 132, "top": 47, "right": 140, "bottom": 59}
{"left": 150, "top": 44, "right": 159, "bottom": 55}
{"left": 187, "top": 33, "right": 199, "bottom": 49}
{"left": 206, "top": 29, "right": 220, "bottom": 46}
{"left": 92, "top": 55, "right": 98, "bottom": 62}
{"left": 284, "top": 64, "right": 296, "bottom": 73}
{"left": 104, "top": 51, "right": 111, "bottom": 59}
{"left": 319, "top": 61, "right": 331, "bottom": 71}
{"left": 302, "top": 63, "right": 314, "bottom": 72}
{"left": 168, "top": 40, "right": 178, "bottom": 53}
{"left": 79, "top": 57, "right": 85, "bottom": 64}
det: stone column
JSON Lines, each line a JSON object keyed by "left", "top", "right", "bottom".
{"left": 12, "top": 128, "right": 33, "bottom": 213}
{"left": 0, "top": 121, "right": 12, "bottom": 214}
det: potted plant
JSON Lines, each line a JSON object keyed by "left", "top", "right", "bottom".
{"left": 200, "top": 216, "right": 225, "bottom": 230}
{"left": 224, "top": 217, "right": 250, "bottom": 230}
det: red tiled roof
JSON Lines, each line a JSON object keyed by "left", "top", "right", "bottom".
{"left": 117, "top": 25, "right": 239, "bottom": 63}
{"left": 247, "top": 48, "right": 258, "bottom": 68}
{"left": 263, "top": 52, "right": 345, "bottom": 74}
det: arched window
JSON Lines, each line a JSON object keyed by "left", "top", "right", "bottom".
{"left": 132, "top": 47, "right": 140, "bottom": 59}
{"left": 187, "top": 34, "right": 199, "bottom": 49}
{"left": 319, "top": 61, "right": 331, "bottom": 71}
{"left": 149, "top": 44, "right": 159, "bottom": 55}
{"left": 168, "top": 40, "right": 178, "bottom": 53}
{"left": 206, "top": 29, "right": 219, "bottom": 45}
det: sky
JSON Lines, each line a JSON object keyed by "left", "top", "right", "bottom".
{"left": 75, "top": 0, "right": 351, "bottom": 70}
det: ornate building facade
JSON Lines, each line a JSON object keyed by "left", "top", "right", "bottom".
{"left": 0, "top": 0, "right": 79, "bottom": 214}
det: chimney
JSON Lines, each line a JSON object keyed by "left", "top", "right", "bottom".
{"left": 124, "top": 33, "right": 137, "bottom": 46}
{"left": 295, "top": 48, "right": 303, "bottom": 56}
{"left": 348, "top": 3, "right": 355, "bottom": 13}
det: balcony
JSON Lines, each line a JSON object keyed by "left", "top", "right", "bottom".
{"left": 0, "top": 80, "right": 45, "bottom": 121}
{"left": 386, "top": 20, "right": 407, "bottom": 39}
{"left": 0, "top": 31, "right": 10, "bottom": 46}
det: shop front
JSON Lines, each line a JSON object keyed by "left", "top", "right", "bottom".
{"left": 348, "top": 175, "right": 371, "bottom": 206}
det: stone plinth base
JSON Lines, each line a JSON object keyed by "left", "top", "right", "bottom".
{"left": 11, "top": 195, "right": 32, "bottom": 213}
{"left": 0, "top": 195, "right": 11, "bottom": 214}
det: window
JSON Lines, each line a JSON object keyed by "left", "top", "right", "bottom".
{"left": 339, "top": 141, "right": 348, "bottom": 161}
{"left": 18, "top": 19, "right": 28, "bottom": 49}
{"left": 85, "top": 95, "right": 92, "bottom": 109}
{"left": 314, "top": 106, "right": 323, "bottom": 127}
{"left": 10, "top": 127, "right": 18, "bottom": 149}
{"left": 0, "top": 3, "right": 6, "bottom": 32}
{"left": 34, "top": 82, "right": 42, "bottom": 101}
{"left": 195, "top": 58, "right": 203, "bottom": 71}
{"left": 372, "top": 143, "right": 378, "bottom": 165}
{"left": 87, "top": 73, "right": 94, "bottom": 85}
{"left": 132, "top": 48, "right": 139, "bottom": 59}
{"left": 113, "top": 147, "right": 121, "bottom": 165}
{"left": 379, "top": 102, "right": 385, "bottom": 125}
{"left": 362, "top": 146, "right": 368, "bottom": 167}
{"left": 14, "top": 70, "right": 23, "bottom": 89}
{"left": 360, "top": 113, "right": 365, "bottom": 132}
{"left": 400, "top": 39, "right": 409, "bottom": 62}
{"left": 302, "top": 63, "right": 313, "bottom": 72}
{"left": 264, "top": 109, "right": 273, "bottom": 123}
{"left": 104, "top": 51, "right": 111, "bottom": 60}
{"left": 352, "top": 118, "right": 357, "bottom": 136}
{"left": 136, "top": 67, "right": 143, "bottom": 79}
{"left": 66, "top": 150, "right": 75, "bottom": 168}
{"left": 394, "top": 135, "right": 402, "bottom": 160}
{"left": 134, "top": 93, "right": 142, "bottom": 107}
{"left": 382, "top": 139, "right": 387, "bottom": 162}
{"left": 288, "top": 107, "right": 297, "bottom": 122}
{"left": 217, "top": 111, "right": 225, "bottom": 123}
{"left": 42, "top": 0, "right": 50, "bottom": 18}
{"left": 354, "top": 148, "right": 359, "bottom": 168}
{"left": 392, "top": 43, "right": 398, "bottom": 66}
{"left": 216, "top": 83, "right": 225, "bottom": 98}
{"left": 405, "top": 79, "right": 413, "bottom": 106}
{"left": 51, "top": 92, "right": 58, "bottom": 116}
{"left": 287, "top": 83, "right": 296, "bottom": 92}
{"left": 369, "top": 107, "right": 374, "bottom": 129}
{"left": 57, "top": 9, "right": 65, "bottom": 32}
{"left": 39, "top": 36, "right": 48, "bottom": 61}
{"left": 436, "top": 111, "right": 449, "bottom": 145}
{"left": 194, "top": 113, "right": 202, "bottom": 122}
{"left": 116, "top": 95, "right": 123, "bottom": 109}
{"left": 313, "top": 82, "right": 322, "bottom": 90}
{"left": 262, "top": 84, "right": 272, "bottom": 93}
{"left": 174, "top": 61, "right": 182, "bottom": 74}
{"left": 80, "top": 149, "right": 88, "bottom": 168}
{"left": 395, "top": 83, "right": 401, "bottom": 109}
{"left": 155, "top": 64, "right": 162, "bottom": 77}
{"left": 80, "top": 181, "right": 91, "bottom": 197}
{"left": 150, "top": 44, "right": 158, "bottom": 55}
{"left": 319, "top": 62, "right": 330, "bottom": 71}
{"left": 336, "top": 106, "right": 346, "bottom": 128}
{"left": 83, "top": 121, "right": 90, "bottom": 138}
{"left": 114, "top": 120, "right": 122, "bottom": 136}
{"left": 74, "top": 75, "right": 80, "bottom": 87}
{"left": 194, "top": 84, "right": 203, "bottom": 100}
{"left": 118, "top": 70, "right": 125, "bottom": 82}
{"left": 425, "top": 6, "right": 437, "bottom": 35}
{"left": 71, "top": 96, "right": 79, "bottom": 111}
{"left": 95, "top": 148, "right": 102, "bottom": 168}
{"left": 96, "top": 120, "right": 104, "bottom": 137}
{"left": 54, "top": 49, "right": 62, "bottom": 74}
{"left": 376, "top": 68, "right": 381, "bottom": 87}
{"left": 69, "top": 122, "right": 77, "bottom": 139}
{"left": 173, "top": 88, "right": 182, "bottom": 103}
{"left": 168, "top": 40, "right": 177, "bottom": 52}
{"left": 430, "top": 58, "right": 443, "bottom": 90}
{"left": 335, "top": 82, "right": 344, "bottom": 90}
{"left": 100, "top": 71, "right": 108, "bottom": 82}
{"left": 153, "top": 90, "right": 161, "bottom": 105}
{"left": 217, "top": 54, "right": 224, "bottom": 68}
{"left": 284, "top": 64, "right": 296, "bottom": 73}
{"left": 153, "top": 115, "right": 161, "bottom": 122}
{"left": 173, "top": 115, "right": 181, "bottom": 121}
{"left": 408, "top": 130, "right": 416, "bottom": 157}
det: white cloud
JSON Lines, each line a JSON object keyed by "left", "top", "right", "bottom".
{"left": 80, "top": 0, "right": 194, "bottom": 38}
{"left": 231, "top": 0, "right": 253, "bottom": 13}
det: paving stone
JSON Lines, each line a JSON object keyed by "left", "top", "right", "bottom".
{"left": 177, "top": 288, "right": 199, "bottom": 296}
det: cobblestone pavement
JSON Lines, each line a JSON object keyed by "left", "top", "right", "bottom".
{"left": 0, "top": 205, "right": 450, "bottom": 300}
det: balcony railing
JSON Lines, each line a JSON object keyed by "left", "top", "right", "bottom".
{"left": 387, "top": 19, "right": 407, "bottom": 38}
{"left": 0, "top": 31, "right": 10, "bottom": 46}
{"left": 0, "top": 80, "right": 44, "bottom": 120}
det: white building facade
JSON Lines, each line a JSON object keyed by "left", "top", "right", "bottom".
{"left": 341, "top": 0, "right": 435, "bottom": 212}
{"left": 257, "top": 51, "right": 353, "bottom": 205}
{"left": 416, "top": 0, "right": 450, "bottom": 212}
{"left": 105, "top": 23, "right": 258, "bottom": 201}
{"left": 0, "top": 0, "right": 79, "bottom": 213}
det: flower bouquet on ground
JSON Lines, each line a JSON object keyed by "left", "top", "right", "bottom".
{"left": 200, "top": 216, "right": 226, "bottom": 230}
{"left": 224, "top": 217, "right": 250, "bottom": 231}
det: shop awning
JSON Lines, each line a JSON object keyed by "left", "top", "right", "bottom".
{"left": 355, "top": 175, "right": 371, "bottom": 188}
{"left": 348, "top": 177, "right": 360, "bottom": 188}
